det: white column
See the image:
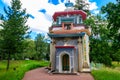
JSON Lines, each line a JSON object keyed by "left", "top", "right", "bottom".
{"left": 78, "top": 37, "right": 82, "bottom": 72}
{"left": 82, "top": 35, "right": 90, "bottom": 71}
{"left": 50, "top": 39, "right": 56, "bottom": 71}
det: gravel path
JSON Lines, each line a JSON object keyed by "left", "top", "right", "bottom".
{"left": 22, "top": 67, "right": 94, "bottom": 80}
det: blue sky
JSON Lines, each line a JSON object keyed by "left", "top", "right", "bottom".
{"left": 90, "top": 0, "right": 115, "bottom": 9}
{"left": 0, "top": 0, "right": 5, "bottom": 14}
{"left": 0, "top": 0, "right": 115, "bottom": 39}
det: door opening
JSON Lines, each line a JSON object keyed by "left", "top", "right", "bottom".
{"left": 62, "top": 54, "right": 69, "bottom": 71}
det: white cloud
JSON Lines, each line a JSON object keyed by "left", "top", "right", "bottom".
{"left": 89, "top": 2, "right": 98, "bottom": 10}
{"left": 2, "top": 0, "right": 11, "bottom": 5}
{"left": 2, "top": 0, "right": 66, "bottom": 33}
{"left": 2, "top": 0, "right": 98, "bottom": 33}
{"left": 88, "top": 1, "right": 99, "bottom": 14}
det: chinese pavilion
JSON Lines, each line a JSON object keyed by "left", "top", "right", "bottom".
{"left": 48, "top": 1, "right": 91, "bottom": 73}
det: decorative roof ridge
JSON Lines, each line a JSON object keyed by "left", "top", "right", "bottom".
{"left": 54, "top": 10, "right": 87, "bottom": 14}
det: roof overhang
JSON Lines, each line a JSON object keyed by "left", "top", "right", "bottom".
{"left": 48, "top": 32, "right": 85, "bottom": 38}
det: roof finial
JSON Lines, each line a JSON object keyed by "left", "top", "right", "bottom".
{"left": 65, "top": 0, "right": 73, "bottom": 7}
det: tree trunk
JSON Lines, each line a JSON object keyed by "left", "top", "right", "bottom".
{"left": 118, "top": 61, "right": 119, "bottom": 64}
{"left": 6, "top": 52, "right": 10, "bottom": 70}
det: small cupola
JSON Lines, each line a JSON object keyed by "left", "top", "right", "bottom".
{"left": 65, "top": 0, "right": 74, "bottom": 11}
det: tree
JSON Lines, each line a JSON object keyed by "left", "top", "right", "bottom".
{"left": 45, "top": 43, "right": 50, "bottom": 61}
{"left": 0, "top": 0, "right": 29, "bottom": 70}
{"left": 0, "top": 29, "right": 3, "bottom": 60}
{"left": 22, "top": 39, "right": 36, "bottom": 59}
{"left": 101, "top": 0, "right": 120, "bottom": 37}
{"left": 84, "top": 15, "right": 112, "bottom": 66}
{"left": 74, "top": 0, "right": 89, "bottom": 13}
{"left": 101, "top": 0, "right": 120, "bottom": 62}
{"left": 113, "top": 49, "right": 120, "bottom": 64}
{"left": 34, "top": 34, "right": 48, "bottom": 60}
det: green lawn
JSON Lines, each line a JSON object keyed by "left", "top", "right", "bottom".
{"left": 0, "top": 60, "right": 49, "bottom": 80}
{"left": 91, "top": 62, "right": 120, "bottom": 80}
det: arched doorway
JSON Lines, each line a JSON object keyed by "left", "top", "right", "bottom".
{"left": 62, "top": 54, "right": 69, "bottom": 71}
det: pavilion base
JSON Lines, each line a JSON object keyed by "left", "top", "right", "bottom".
{"left": 50, "top": 71, "right": 80, "bottom": 75}
{"left": 81, "top": 69, "right": 91, "bottom": 73}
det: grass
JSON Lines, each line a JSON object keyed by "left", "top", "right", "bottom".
{"left": 91, "top": 62, "right": 120, "bottom": 80}
{"left": 1, "top": 60, "right": 120, "bottom": 80}
{"left": 0, "top": 60, "right": 49, "bottom": 80}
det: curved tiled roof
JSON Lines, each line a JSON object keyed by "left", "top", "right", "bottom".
{"left": 53, "top": 10, "right": 87, "bottom": 21}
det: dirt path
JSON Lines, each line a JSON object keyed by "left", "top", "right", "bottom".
{"left": 22, "top": 67, "right": 94, "bottom": 80}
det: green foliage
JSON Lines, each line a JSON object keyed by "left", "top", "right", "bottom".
{"left": 101, "top": 1, "right": 120, "bottom": 35}
{"left": 34, "top": 34, "right": 49, "bottom": 60}
{"left": 45, "top": 44, "right": 50, "bottom": 60}
{"left": 101, "top": 0, "right": 120, "bottom": 62}
{"left": 0, "top": 0, "right": 29, "bottom": 70}
{"left": 0, "top": 29, "right": 3, "bottom": 59}
{"left": 0, "top": 0, "right": 29, "bottom": 54}
{"left": 90, "top": 38, "right": 112, "bottom": 66}
{"left": 87, "top": 0, "right": 120, "bottom": 65}
{"left": 22, "top": 39, "right": 36, "bottom": 59}
{"left": 112, "top": 49, "right": 120, "bottom": 63}
{"left": 84, "top": 15, "right": 112, "bottom": 66}
{"left": 0, "top": 60, "right": 49, "bottom": 80}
